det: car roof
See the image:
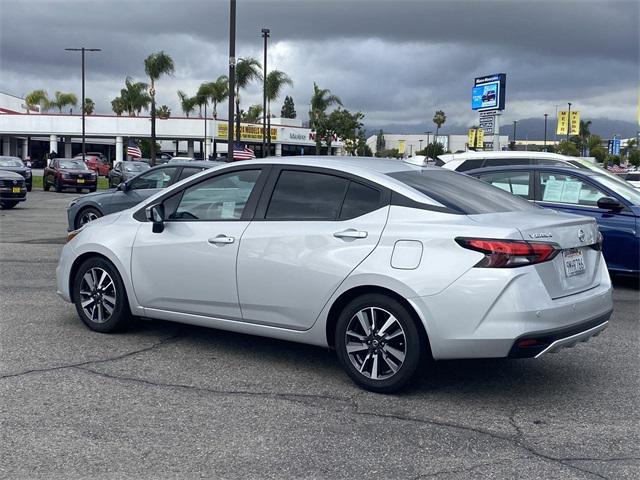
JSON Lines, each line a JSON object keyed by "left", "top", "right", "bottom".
{"left": 464, "top": 164, "right": 600, "bottom": 176}
{"left": 438, "top": 151, "right": 575, "bottom": 163}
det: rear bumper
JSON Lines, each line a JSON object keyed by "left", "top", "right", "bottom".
{"left": 508, "top": 311, "right": 611, "bottom": 358}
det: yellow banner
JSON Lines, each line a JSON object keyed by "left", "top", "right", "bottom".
{"left": 476, "top": 128, "right": 484, "bottom": 148}
{"left": 570, "top": 111, "right": 580, "bottom": 136}
{"left": 557, "top": 111, "right": 568, "bottom": 135}
{"left": 217, "top": 123, "right": 278, "bottom": 141}
{"left": 468, "top": 128, "right": 476, "bottom": 149}
{"left": 397, "top": 140, "right": 406, "bottom": 155}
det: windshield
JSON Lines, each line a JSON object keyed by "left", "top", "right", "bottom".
{"left": 0, "top": 157, "right": 24, "bottom": 167}
{"left": 59, "top": 160, "right": 89, "bottom": 170}
{"left": 570, "top": 159, "right": 633, "bottom": 187}
{"left": 595, "top": 175, "right": 640, "bottom": 205}
{"left": 388, "top": 169, "right": 539, "bottom": 214}
{"left": 124, "top": 162, "right": 150, "bottom": 172}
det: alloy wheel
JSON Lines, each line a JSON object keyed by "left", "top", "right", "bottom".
{"left": 79, "top": 267, "right": 117, "bottom": 323}
{"left": 79, "top": 210, "right": 100, "bottom": 226}
{"left": 345, "top": 307, "right": 406, "bottom": 380}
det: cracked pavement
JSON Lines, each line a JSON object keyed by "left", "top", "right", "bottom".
{"left": 1, "top": 191, "right": 639, "bottom": 479}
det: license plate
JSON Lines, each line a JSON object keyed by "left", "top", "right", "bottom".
{"left": 12, "top": 186, "right": 20, "bottom": 193}
{"left": 77, "top": 179, "right": 85, "bottom": 184}
{"left": 563, "top": 249, "right": 586, "bottom": 277}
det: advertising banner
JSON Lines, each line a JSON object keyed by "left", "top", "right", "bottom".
{"left": 476, "top": 128, "right": 485, "bottom": 148}
{"left": 468, "top": 129, "right": 476, "bottom": 149}
{"left": 472, "top": 74, "right": 506, "bottom": 111}
{"left": 217, "top": 123, "right": 278, "bottom": 141}
{"left": 556, "top": 111, "right": 569, "bottom": 135}
{"left": 397, "top": 140, "right": 406, "bottom": 155}
{"left": 570, "top": 111, "right": 580, "bottom": 136}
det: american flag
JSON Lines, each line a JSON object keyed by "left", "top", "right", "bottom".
{"left": 127, "top": 140, "right": 142, "bottom": 159}
{"left": 232, "top": 143, "right": 256, "bottom": 161}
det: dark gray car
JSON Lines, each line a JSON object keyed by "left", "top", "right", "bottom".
{"left": 0, "top": 156, "right": 32, "bottom": 191}
{"left": 67, "top": 161, "right": 222, "bottom": 230}
{"left": 108, "top": 161, "right": 151, "bottom": 187}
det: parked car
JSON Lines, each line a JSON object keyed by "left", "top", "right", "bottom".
{"left": 74, "top": 154, "right": 110, "bottom": 176}
{"left": 0, "top": 170, "right": 27, "bottom": 209}
{"left": 0, "top": 156, "right": 32, "bottom": 191}
{"left": 108, "top": 161, "right": 151, "bottom": 187}
{"left": 168, "top": 156, "right": 196, "bottom": 163}
{"left": 437, "top": 151, "right": 580, "bottom": 172}
{"left": 467, "top": 165, "right": 640, "bottom": 275}
{"left": 67, "top": 161, "right": 220, "bottom": 230}
{"left": 44, "top": 158, "right": 97, "bottom": 193}
{"left": 617, "top": 172, "right": 640, "bottom": 189}
{"left": 58, "top": 157, "right": 613, "bottom": 392}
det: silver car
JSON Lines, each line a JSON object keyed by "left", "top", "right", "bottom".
{"left": 57, "top": 157, "right": 613, "bottom": 392}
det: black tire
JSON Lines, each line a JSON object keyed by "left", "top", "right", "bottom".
{"left": 0, "top": 200, "right": 18, "bottom": 209}
{"left": 335, "top": 294, "right": 427, "bottom": 393}
{"left": 74, "top": 206, "right": 102, "bottom": 229}
{"left": 89, "top": 187, "right": 97, "bottom": 192}
{"left": 43, "top": 178, "right": 50, "bottom": 191}
{"left": 54, "top": 178, "right": 62, "bottom": 192}
{"left": 72, "top": 256, "right": 131, "bottom": 333}
{"left": 27, "top": 184, "right": 32, "bottom": 192}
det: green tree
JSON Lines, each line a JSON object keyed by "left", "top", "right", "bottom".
{"left": 375, "top": 129, "right": 386, "bottom": 155}
{"left": 177, "top": 90, "right": 197, "bottom": 117}
{"left": 418, "top": 142, "right": 444, "bottom": 158}
{"left": 120, "top": 77, "right": 150, "bottom": 116}
{"left": 111, "top": 96, "right": 125, "bottom": 116}
{"left": 431, "top": 110, "right": 446, "bottom": 157}
{"left": 25, "top": 89, "right": 50, "bottom": 113}
{"left": 355, "top": 129, "right": 372, "bottom": 156}
{"left": 377, "top": 148, "right": 401, "bottom": 158}
{"left": 591, "top": 146, "right": 607, "bottom": 163}
{"left": 557, "top": 140, "right": 580, "bottom": 156}
{"left": 234, "top": 57, "right": 262, "bottom": 142}
{"left": 138, "top": 139, "right": 162, "bottom": 158}
{"left": 198, "top": 75, "right": 229, "bottom": 119}
{"left": 157, "top": 105, "right": 171, "bottom": 119}
{"left": 51, "top": 91, "right": 78, "bottom": 113}
{"left": 280, "top": 95, "right": 296, "bottom": 118}
{"left": 266, "top": 70, "right": 293, "bottom": 148}
{"left": 241, "top": 104, "right": 263, "bottom": 123}
{"left": 628, "top": 150, "right": 640, "bottom": 168}
{"left": 83, "top": 98, "right": 95, "bottom": 115}
{"left": 326, "top": 108, "right": 364, "bottom": 155}
{"left": 309, "top": 82, "right": 342, "bottom": 154}
{"left": 144, "top": 51, "right": 175, "bottom": 165}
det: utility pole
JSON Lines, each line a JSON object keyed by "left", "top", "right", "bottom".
{"left": 512, "top": 120, "right": 517, "bottom": 150}
{"left": 261, "top": 28, "right": 270, "bottom": 158}
{"left": 543, "top": 113, "right": 548, "bottom": 151}
{"left": 65, "top": 47, "right": 101, "bottom": 161}
{"left": 566, "top": 102, "right": 572, "bottom": 142}
{"left": 227, "top": 0, "right": 236, "bottom": 161}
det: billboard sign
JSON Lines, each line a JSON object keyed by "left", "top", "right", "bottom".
{"left": 478, "top": 111, "right": 495, "bottom": 135}
{"left": 472, "top": 73, "right": 506, "bottom": 111}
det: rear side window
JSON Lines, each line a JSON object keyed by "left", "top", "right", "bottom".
{"left": 389, "top": 170, "right": 537, "bottom": 214}
{"left": 340, "top": 182, "right": 382, "bottom": 219}
{"left": 178, "top": 167, "right": 204, "bottom": 181}
{"left": 455, "top": 159, "right": 484, "bottom": 172}
{"left": 476, "top": 171, "right": 532, "bottom": 200}
{"left": 266, "top": 170, "right": 348, "bottom": 220}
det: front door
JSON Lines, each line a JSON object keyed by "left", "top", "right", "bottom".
{"left": 131, "top": 168, "right": 264, "bottom": 319}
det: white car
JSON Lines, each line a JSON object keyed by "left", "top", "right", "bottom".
{"left": 56, "top": 157, "right": 613, "bottom": 392}
{"left": 437, "top": 151, "right": 579, "bottom": 172}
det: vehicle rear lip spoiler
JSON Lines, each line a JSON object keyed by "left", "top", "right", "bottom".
{"left": 534, "top": 321, "right": 608, "bottom": 358}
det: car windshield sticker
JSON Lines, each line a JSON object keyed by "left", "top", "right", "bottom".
{"left": 542, "top": 179, "right": 565, "bottom": 202}
{"left": 221, "top": 201, "right": 236, "bottom": 218}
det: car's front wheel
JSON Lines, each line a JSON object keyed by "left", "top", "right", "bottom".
{"left": 335, "top": 294, "right": 427, "bottom": 393}
{"left": 75, "top": 207, "right": 102, "bottom": 229}
{"left": 72, "top": 257, "right": 131, "bottom": 333}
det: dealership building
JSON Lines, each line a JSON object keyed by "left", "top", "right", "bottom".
{"left": 0, "top": 91, "right": 343, "bottom": 162}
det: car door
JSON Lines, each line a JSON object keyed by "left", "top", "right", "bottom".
{"left": 131, "top": 167, "right": 266, "bottom": 319}
{"left": 535, "top": 170, "right": 636, "bottom": 271}
{"left": 105, "top": 166, "right": 179, "bottom": 215}
{"left": 236, "top": 168, "right": 390, "bottom": 330}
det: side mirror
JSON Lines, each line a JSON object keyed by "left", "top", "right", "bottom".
{"left": 117, "top": 182, "right": 129, "bottom": 192}
{"left": 597, "top": 197, "right": 623, "bottom": 211}
{"left": 145, "top": 203, "right": 165, "bottom": 233}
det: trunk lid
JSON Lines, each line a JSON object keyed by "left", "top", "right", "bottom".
{"left": 467, "top": 209, "right": 602, "bottom": 299}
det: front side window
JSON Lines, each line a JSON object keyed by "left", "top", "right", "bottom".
{"left": 538, "top": 172, "right": 609, "bottom": 206}
{"left": 129, "top": 167, "right": 178, "bottom": 190}
{"left": 170, "top": 169, "right": 261, "bottom": 221}
{"left": 266, "top": 170, "right": 348, "bottom": 220}
{"left": 476, "top": 171, "right": 532, "bottom": 199}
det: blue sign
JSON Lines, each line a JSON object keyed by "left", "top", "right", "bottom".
{"left": 613, "top": 137, "right": 621, "bottom": 156}
{"left": 472, "top": 73, "right": 506, "bottom": 111}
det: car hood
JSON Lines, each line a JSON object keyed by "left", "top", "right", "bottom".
{"left": 61, "top": 169, "right": 94, "bottom": 175}
{"left": 0, "top": 170, "right": 25, "bottom": 180}
{"left": 0, "top": 166, "right": 28, "bottom": 174}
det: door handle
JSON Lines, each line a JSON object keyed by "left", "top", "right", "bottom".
{"left": 208, "top": 235, "right": 235, "bottom": 245}
{"left": 334, "top": 229, "right": 368, "bottom": 239}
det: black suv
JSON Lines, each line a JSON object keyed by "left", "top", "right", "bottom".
{"left": 0, "top": 156, "right": 32, "bottom": 191}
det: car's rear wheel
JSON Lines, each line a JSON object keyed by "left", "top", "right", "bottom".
{"left": 72, "top": 257, "right": 131, "bottom": 333}
{"left": 54, "top": 178, "right": 62, "bottom": 192}
{"left": 0, "top": 200, "right": 18, "bottom": 209}
{"left": 43, "top": 178, "right": 50, "bottom": 191}
{"left": 75, "top": 207, "right": 102, "bottom": 229}
{"left": 27, "top": 184, "right": 32, "bottom": 192}
{"left": 335, "top": 294, "right": 426, "bottom": 393}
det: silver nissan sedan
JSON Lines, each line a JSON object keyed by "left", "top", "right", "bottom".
{"left": 57, "top": 157, "right": 613, "bottom": 392}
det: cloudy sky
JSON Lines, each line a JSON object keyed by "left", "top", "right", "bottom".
{"left": 0, "top": 0, "right": 638, "bottom": 134}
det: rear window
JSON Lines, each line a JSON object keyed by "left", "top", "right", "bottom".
{"left": 388, "top": 170, "right": 538, "bottom": 214}
{"left": 455, "top": 159, "right": 484, "bottom": 172}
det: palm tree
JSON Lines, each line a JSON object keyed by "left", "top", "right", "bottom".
{"left": 432, "top": 110, "right": 447, "bottom": 156}
{"left": 120, "top": 77, "right": 150, "bottom": 116}
{"left": 157, "top": 105, "right": 171, "bottom": 119}
{"left": 177, "top": 90, "right": 197, "bottom": 117}
{"left": 111, "top": 96, "right": 125, "bottom": 116}
{"left": 52, "top": 91, "right": 78, "bottom": 113}
{"left": 144, "top": 51, "right": 175, "bottom": 165}
{"left": 309, "top": 82, "right": 342, "bottom": 154}
{"left": 200, "top": 75, "right": 229, "bottom": 119}
{"left": 241, "top": 104, "right": 263, "bottom": 123}
{"left": 25, "top": 89, "right": 50, "bottom": 113}
{"left": 83, "top": 98, "right": 95, "bottom": 115}
{"left": 234, "top": 57, "right": 262, "bottom": 142}
{"left": 265, "top": 70, "right": 293, "bottom": 149}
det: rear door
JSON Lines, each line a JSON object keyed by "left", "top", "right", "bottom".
{"left": 236, "top": 167, "right": 390, "bottom": 330}
{"left": 534, "top": 170, "right": 636, "bottom": 272}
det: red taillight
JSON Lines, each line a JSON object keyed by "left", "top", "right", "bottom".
{"left": 455, "top": 237, "right": 559, "bottom": 268}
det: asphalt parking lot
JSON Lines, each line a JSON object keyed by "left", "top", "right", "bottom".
{"left": 1, "top": 191, "right": 638, "bottom": 479}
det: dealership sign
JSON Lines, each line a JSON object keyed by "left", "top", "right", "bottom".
{"left": 472, "top": 73, "right": 506, "bottom": 111}
{"left": 478, "top": 110, "right": 496, "bottom": 135}
{"left": 217, "top": 123, "right": 278, "bottom": 141}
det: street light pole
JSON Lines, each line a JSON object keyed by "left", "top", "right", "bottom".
{"left": 543, "top": 113, "right": 548, "bottom": 151}
{"left": 261, "top": 28, "right": 270, "bottom": 158}
{"left": 566, "top": 102, "right": 572, "bottom": 142}
{"left": 512, "top": 120, "right": 517, "bottom": 151}
{"left": 65, "top": 47, "right": 101, "bottom": 161}
{"left": 227, "top": 0, "right": 236, "bottom": 161}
